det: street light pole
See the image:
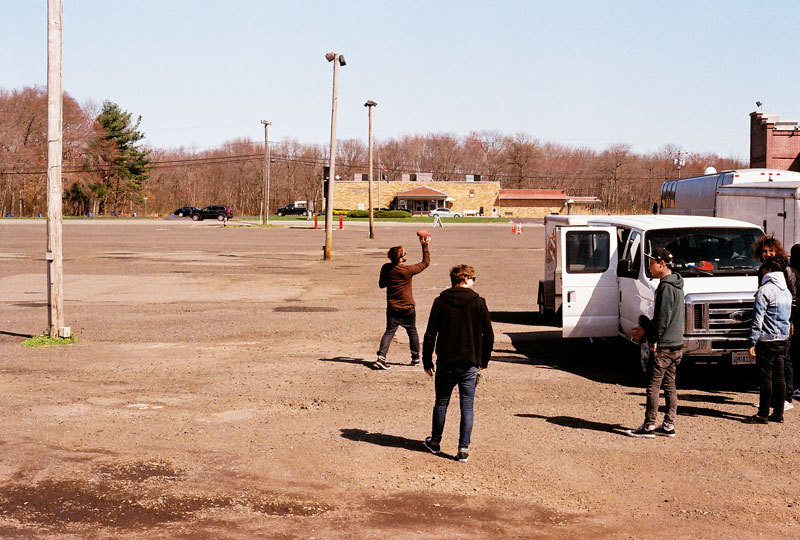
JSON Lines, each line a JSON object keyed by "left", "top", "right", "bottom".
{"left": 364, "top": 100, "right": 377, "bottom": 239}
{"left": 324, "top": 52, "right": 345, "bottom": 260}
{"left": 673, "top": 150, "right": 686, "bottom": 179}
{"left": 261, "top": 120, "right": 271, "bottom": 225}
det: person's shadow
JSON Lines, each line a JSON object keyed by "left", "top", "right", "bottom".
{"left": 515, "top": 413, "right": 630, "bottom": 436}
{"left": 319, "top": 357, "right": 382, "bottom": 370}
{"left": 340, "top": 428, "right": 455, "bottom": 460}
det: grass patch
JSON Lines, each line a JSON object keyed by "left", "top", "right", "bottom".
{"left": 22, "top": 334, "right": 79, "bottom": 347}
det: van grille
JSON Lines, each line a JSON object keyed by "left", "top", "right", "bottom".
{"left": 686, "top": 300, "right": 752, "bottom": 335}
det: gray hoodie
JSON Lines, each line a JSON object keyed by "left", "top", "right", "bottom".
{"left": 647, "top": 272, "right": 685, "bottom": 348}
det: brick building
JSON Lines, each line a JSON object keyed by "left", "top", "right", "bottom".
{"left": 750, "top": 111, "right": 800, "bottom": 171}
{"left": 331, "top": 180, "right": 597, "bottom": 218}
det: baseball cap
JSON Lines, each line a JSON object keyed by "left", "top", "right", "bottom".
{"left": 646, "top": 247, "right": 673, "bottom": 266}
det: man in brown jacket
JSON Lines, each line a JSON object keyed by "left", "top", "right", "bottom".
{"left": 375, "top": 235, "right": 430, "bottom": 369}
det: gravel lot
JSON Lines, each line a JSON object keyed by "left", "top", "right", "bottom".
{"left": 0, "top": 219, "right": 798, "bottom": 539}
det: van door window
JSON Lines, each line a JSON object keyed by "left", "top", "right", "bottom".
{"left": 618, "top": 231, "right": 641, "bottom": 278}
{"left": 565, "top": 230, "right": 610, "bottom": 273}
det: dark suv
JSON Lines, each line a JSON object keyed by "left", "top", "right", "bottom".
{"left": 192, "top": 205, "right": 233, "bottom": 221}
{"left": 275, "top": 203, "right": 308, "bottom": 216}
{"left": 173, "top": 206, "right": 200, "bottom": 218}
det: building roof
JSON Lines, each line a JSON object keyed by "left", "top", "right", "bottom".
{"left": 395, "top": 186, "right": 449, "bottom": 199}
{"left": 499, "top": 189, "right": 568, "bottom": 200}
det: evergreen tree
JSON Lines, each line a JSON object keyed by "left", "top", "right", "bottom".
{"left": 95, "top": 101, "right": 150, "bottom": 214}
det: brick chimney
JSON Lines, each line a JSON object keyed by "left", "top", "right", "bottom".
{"left": 750, "top": 111, "right": 800, "bottom": 171}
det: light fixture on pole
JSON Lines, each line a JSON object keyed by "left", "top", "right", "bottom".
{"left": 673, "top": 151, "right": 686, "bottom": 179}
{"left": 323, "top": 52, "right": 345, "bottom": 260}
{"left": 364, "top": 100, "right": 377, "bottom": 240}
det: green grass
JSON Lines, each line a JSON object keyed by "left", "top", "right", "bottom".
{"left": 245, "top": 215, "right": 511, "bottom": 223}
{"left": 22, "top": 334, "right": 79, "bottom": 347}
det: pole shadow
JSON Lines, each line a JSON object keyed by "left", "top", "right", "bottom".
{"left": 340, "top": 428, "right": 454, "bottom": 460}
{"left": 0, "top": 330, "right": 34, "bottom": 339}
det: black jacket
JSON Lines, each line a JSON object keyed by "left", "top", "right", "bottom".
{"left": 422, "top": 287, "right": 494, "bottom": 371}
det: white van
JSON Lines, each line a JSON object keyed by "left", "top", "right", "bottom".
{"left": 537, "top": 214, "right": 763, "bottom": 372}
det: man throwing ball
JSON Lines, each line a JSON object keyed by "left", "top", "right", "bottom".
{"left": 375, "top": 232, "right": 431, "bottom": 369}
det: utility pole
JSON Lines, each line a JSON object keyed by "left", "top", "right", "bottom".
{"left": 324, "top": 52, "right": 345, "bottom": 260}
{"left": 47, "top": 0, "right": 65, "bottom": 338}
{"left": 364, "top": 100, "right": 377, "bottom": 239}
{"left": 261, "top": 120, "right": 271, "bottom": 225}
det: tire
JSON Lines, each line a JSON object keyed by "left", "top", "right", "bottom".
{"left": 177, "top": 212, "right": 183, "bottom": 217}
{"left": 636, "top": 336, "right": 651, "bottom": 377}
{"left": 217, "top": 214, "right": 225, "bottom": 221}
{"left": 191, "top": 214, "right": 200, "bottom": 221}
{"left": 277, "top": 211, "right": 284, "bottom": 217}
{"left": 303, "top": 210, "right": 309, "bottom": 216}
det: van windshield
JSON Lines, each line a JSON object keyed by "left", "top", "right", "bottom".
{"left": 644, "top": 228, "right": 762, "bottom": 278}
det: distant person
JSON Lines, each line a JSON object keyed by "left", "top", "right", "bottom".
{"left": 628, "top": 247, "right": 685, "bottom": 438}
{"left": 375, "top": 235, "right": 430, "bottom": 369}
{"left": 754, "top": 235, "right": 796, "bottom": 411}
{"left": 746, "top": 256, "right": 792, "bottom": 423}
{"left": 422, "top": 264, "right": 494, "bottom": 463}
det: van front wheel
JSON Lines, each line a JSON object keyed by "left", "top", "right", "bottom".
{"left": 637, "top": 337, "right": 651, "bottom": 377}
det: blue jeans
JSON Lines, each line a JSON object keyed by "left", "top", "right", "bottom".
{"left": 430, "top": 366, "right": 479, "bottom": 450}
{"left": 377, "top": 308, "right": 419, "bottom": 360}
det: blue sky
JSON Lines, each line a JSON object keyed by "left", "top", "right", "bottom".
{"left": 2, "top": 0, "right": 799, "bottom": 158}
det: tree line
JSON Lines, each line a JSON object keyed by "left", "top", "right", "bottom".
{"left": 0, "top": 86, "right": 745, "bottom": 217}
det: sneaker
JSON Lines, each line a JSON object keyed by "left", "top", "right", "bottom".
{"left": 769, "top": 414, "right": 784, "bottom": 423}
{"left": 654, "top": 424, "right": 676, "bottom": 437}
{"left": 374, "top": 357, "right": 391, "bottom": 370}
{"left": 456, "top": 451, "right": 469, "bottom": 463}
{"left": 423, "top": 437, "right": 440, "bottom": 455}
{"left": 410, "top": 357, "right": 420, "bottom": 366}
{"left": 744, "top": 414, "right": 769, "bottom": 424}
{"left": 793, "top": 388, "right": 800, "bottom": 399}
{"left": 784, "top": 401, "right": 794, "bottom": 411}
{"left": 626, "top": 424, "right": 656, "bottom": 438}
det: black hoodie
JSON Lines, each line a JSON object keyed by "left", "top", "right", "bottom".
{"left": 422, "top": 287, "right": 494, "bottom": 371}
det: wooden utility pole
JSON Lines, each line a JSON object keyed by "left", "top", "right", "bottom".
{"left": 324, "top": 52, "right": 345, "bottom": 260}
{"left": 364, "top": 100, "right": 377, "bottom": 239}
{"left": 261, "top": 120, "right": 271, "bottom": 225}
{"left": 47, "top": 0, "right": 65, "bottom": 338}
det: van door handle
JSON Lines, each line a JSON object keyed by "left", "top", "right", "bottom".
{"left": 567, "top": 291, "right": 575, "bottom": 303}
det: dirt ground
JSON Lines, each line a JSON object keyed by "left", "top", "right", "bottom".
{"left": 0, "top": 219, "right": 798, "bottom": 539}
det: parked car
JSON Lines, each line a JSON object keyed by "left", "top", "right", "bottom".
{"left": 192, "top": 205, "right": 233, "bottom": 221}
{"left": 173, "top": 206, "right": 200, "bottom": 218}
{"left": 429, "top": 207, "right": 462, "bottom": 218}
{"left": 275, "top": 202, "right": 309, "bottom": 216}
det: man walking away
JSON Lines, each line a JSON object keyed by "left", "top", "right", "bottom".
{"left": 628, "top": 247, "right": 685, "bottom": 438}
{"left": 745, "top": 256, "right": 792, "bottom": 424}
{"left": 422, "top": 264, "right": 494, "bottom": 463}
{"left": 376, "top": 235, "right": 430, "bottom": 369}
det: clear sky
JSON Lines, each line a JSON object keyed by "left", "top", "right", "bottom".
{"left": 2, "top": 0, "right": 799, "bottom": 159}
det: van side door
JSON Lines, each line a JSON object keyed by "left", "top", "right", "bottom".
{"left": 558, "top": 226, "right": 619, "bottom": 337}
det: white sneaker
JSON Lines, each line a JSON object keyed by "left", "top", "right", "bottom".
{"left": 785, "top": 401, "right": 794, "bottom": 411}
{"left": 793, "top": 389, "right": 800, "bottom": 399}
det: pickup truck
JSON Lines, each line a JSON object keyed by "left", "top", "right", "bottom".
{"left": 537, "top": 214, "right": 763, "bottom": 373}
{"left": 275, "top": 202, "right": 309, "bottom": 216}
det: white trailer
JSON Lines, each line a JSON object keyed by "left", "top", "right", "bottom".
{"left": 537, "top": 214, "right": 763, "bottom": 372}
{"left": 660, "top": 168, "right": 800, "bottom": 216}
{"left": 716, "top": 181, "right": 800, "bottom": 248}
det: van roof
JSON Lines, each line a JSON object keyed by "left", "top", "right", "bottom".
{"left": 547, "top": 214, "right": 762, "bottom": 231}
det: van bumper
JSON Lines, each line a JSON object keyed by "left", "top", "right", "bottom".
{"left": 682, "top": 336, "right": 750, "bottom": 357}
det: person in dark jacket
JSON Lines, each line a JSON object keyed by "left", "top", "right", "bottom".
{"left": 790, "top": 244, "right": 800, "bottom": 402}
{"left": 422, "top": 264, "right": 494, "bottom": 463}
{"left": 628, "top": 247, "right": 685, "bottom": 438}
{"left": 375, "top": 235, "right": 430, "bottom": 369}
